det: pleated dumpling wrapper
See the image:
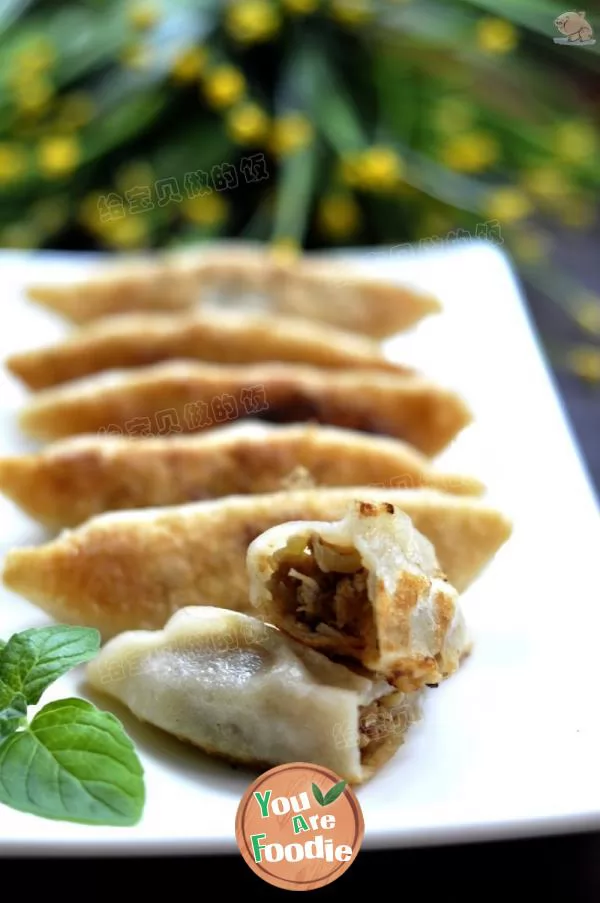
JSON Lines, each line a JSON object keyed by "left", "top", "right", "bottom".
{"left": 18, "top": 360, "right": 472, "bottom": 456}
{"left": 248, "top": 501, "right": 469, "bottom": 691}
{"left": 0, "top": 424, "right": 484, "bottom": 529}
{"left": 86, "top": 607, "right": 421, "bottom": 784}
{"left": 6, "top": 309, "right": 408, "bottom": 392}
{"left": 2, "top": 488, "right": 512, "bottom": 639}
{"left": 27, "top": 244, "right": 439, "bottom": 337}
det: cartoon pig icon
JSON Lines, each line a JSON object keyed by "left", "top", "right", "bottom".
{"left": 555, "top": 10, "right": 594, "bottom": 42}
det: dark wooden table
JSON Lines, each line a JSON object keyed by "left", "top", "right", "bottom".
{"left": 4, "top": 247, "right": 600, "bottom": 895}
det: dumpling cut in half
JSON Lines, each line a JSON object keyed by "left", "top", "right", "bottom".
{"left": 248, "top": 501, "right": 469, "bottom": 691}
{"left": 3, "top": 486, "right": 511, "bottom": 638}
{"left": 2, "top": 488, "right": 511, "bottom": 639}
{"left": 86, "top": 607, "right": 421, "bottom": 784}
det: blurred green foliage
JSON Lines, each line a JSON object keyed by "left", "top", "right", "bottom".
{"left": 1, "top": 0, "right": 600, "bottom": 371}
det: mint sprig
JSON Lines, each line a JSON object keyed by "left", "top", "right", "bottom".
{"left": 0, "top": 694, "right": 27, "bottom": 741}
{"left": 0, "top": 626, "right": 100, "bottom": 705}
{"left": 0, "top": 626, "right": 145, "bottom": 826}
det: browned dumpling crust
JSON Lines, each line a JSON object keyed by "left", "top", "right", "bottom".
{"left": 26, "top": 245, "right": 440, "bottom": 336}
{"left": 0, "top": 424, "right": 484, "bottom": 529}
{"left": 6, "top": 309, "right": 410, "bottom": 391}
{"left": 18, "top": 360, "right": 472, "bottom": 455}
{"left": 2, "top": 488, "right": 512, "bottom": 638}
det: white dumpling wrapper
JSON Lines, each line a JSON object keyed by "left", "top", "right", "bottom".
{"left": 87, "top": 606, "right": 420, "bottom": 784}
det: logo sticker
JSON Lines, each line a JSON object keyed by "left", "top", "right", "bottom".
{"left": 554, "top": 10, "right": 595, "bottom": 45}
{"left": 235, "top": 762, "right": 364, "bottom": 891}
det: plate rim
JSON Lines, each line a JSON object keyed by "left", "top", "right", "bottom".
{"left": 0, "top": 242, "right": 599, "bottom": 855}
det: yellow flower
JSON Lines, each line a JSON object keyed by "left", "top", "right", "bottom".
{"left": 270, "top": 113, "right": 314, "bottom": 156}
{"left": 351, "top": 146, "right": 404, "bottom": 192}
{"left": 120, "top": 43, "right": 153, "bottom": 70}
{"left": 226, "top": 1, "right": 281, "bottom": 44}
{"left": 128, "top": 1, "right": 160, "bottom": 30}
{"left": 14, "top": 78, "right": 54, "bottom": 116}
{"left": 522, "top": 166, "right": 569, "bottom": 206}
{"left": 103, "top": 216, "right": 150, "bottom": 249}
{"left": 330, "top": 0, "right": 372, "bottom": 26}
{"left": 30, "top": 197, "right": 69, "bottom": 234}
{"left": 0, "top": 223, "right": 40, "bottom": 249}
{"left": 441, "top": 132, "right": 498, "bottom": 173}
{"left": 78, "top": 192, "right": 108, "bottom": 231}
{"left": 317, "top": 194, "right": 360, "bottom": 240}
{"left": 56, "top": 92, "right": 95, "bottom": 130}
{"left": 270, "top": 237, "right": 301, "bottom": 262}
{"left": 0, "top": 143, "right": 26, "bottom": 183}
{"left": 340, "top": 155, "right": 361, "bottom": 187}
{"left": 227, "top": 103, "right": 270, "bottom": 144}
{"left": 559, "top": 198, "right": 596, "bottom": 229}
{"left": 419, "top": 211, "right": 452, "bottom": 237}
{"left": 574, "top": 295, "right": 600, "bottom": 336}
{"left": 511, "top": 230, "right": 550, "bottom": 263}
{"left": 203, "top": 66, "right": 246, "bottom": 109}
{"left": 433, "top": 98, "right": 474, "bottom": 133}
{"left": 476, "top": 17, "right": 518, "bottom": 54}
{"left": 282, "top": 0, "right": 319, "bottom": 13}
{"left": 395, "top": 180, "right": 418, "bottom": 199}
{"left": 566, "top": 346, "right": 600, "bottom": 383}
{"left": 486, "top": 187, "right": 531, "bottom": 223}
{"left": 182, "top": 193, "right": 227, "bottom": 225}
{"left": 38, "top": 136, "right": 81, "bottom": 178}
{"left": 14, "top": 38, "right": 57, "bottom": 74}
{"left": 116, "top": 161, "right": 155, "bottom": 193}
{"left": 553, "top": 121, "right": 597, "bottom": 164}
{"left": 171, "top": 46, "right": 207, "bottom": 83}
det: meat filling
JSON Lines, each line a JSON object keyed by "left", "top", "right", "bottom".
{"left": 271, "top": 536, "right": 372, "bottom": 651}
{"left": 358, "top": 694, "right": 414, "bottom": 761}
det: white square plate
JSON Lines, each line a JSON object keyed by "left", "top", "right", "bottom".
{"left": 0, "top": 242, "right": 599, "bottom": 856}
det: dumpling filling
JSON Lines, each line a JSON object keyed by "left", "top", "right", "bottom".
{"left": 358, "top": 690, "right": 418, "bottom": 763}
{"left": 269, "top": 535, "right": 375, "bottom": 655}
{"left": 249, "top": 501, "right": 471, "bottom": 691}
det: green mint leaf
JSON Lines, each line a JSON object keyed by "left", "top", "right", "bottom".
{"left": 323, "top": 780, "right": 347, "bottom": 806}
{"left": 0, "top": 626, "right": 100, "bottom": 704}
{"left": 0, "top": 698, "right": 145, "bottom": 826}
{"left": 311, "top": 782, "right": 326, "bottom": 806}
{"left": 0, "top": 694, "right": 27, "bottom": 742}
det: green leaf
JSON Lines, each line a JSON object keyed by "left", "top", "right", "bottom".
{"left": 0, "top": 694, "right": 27, "bottom": 742}
{"left": 271, "top": 142, "right": 319, "bottom": 244}
{"left": 0, "top": 698, "right": 145, "bottom": 826}
{"left": 323, "top": 780, "right": 347, "bottom": 806}
{"left": 310, "top": 52, "right": 367, "bottom": 154}
{"left": 0, "top": 626, "right": 100, "bottom": 705}
{"left": 311, "top": 783, "right": 326, "bottom": 806}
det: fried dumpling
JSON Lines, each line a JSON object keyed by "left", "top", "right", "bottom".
{"left": 86, "top": 606, "right": 421, "bottom": 784}
{"left": 27, "top": 245, "right": 439, "bottom": 337}
{"left": 18, "top": 361, "right": 472, "bottom": 455}
{"left": 247, "top": 501, "right": 469, "bottom": 691}
{"left": 27, "top": 255, "right": 199, "bottom": 322}
{"left": 6, "top": 309, "right": 407, "bottom": 391}
{"left": 3, "top": 488, "right": 512, "bottom": 638}
{"left": 0, "top": 424, "right": 484, "bottom": 529}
